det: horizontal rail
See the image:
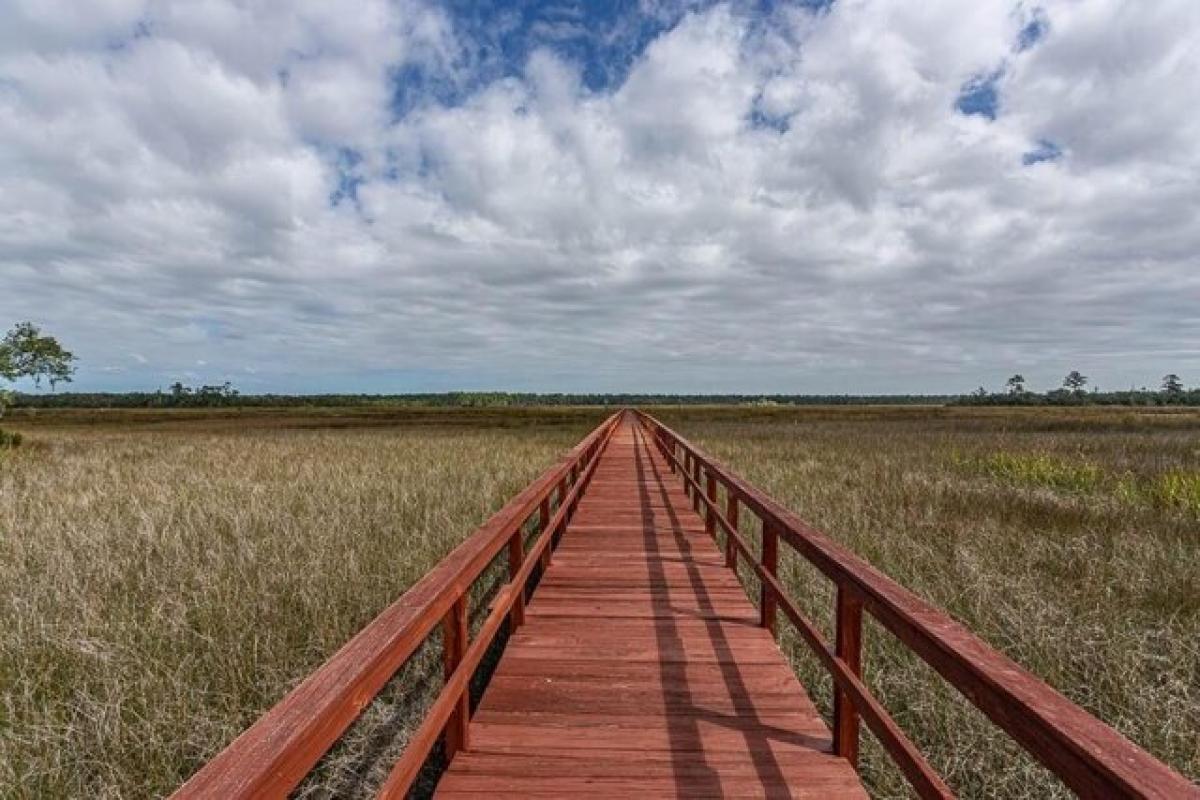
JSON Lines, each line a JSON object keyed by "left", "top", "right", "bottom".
{"left": 646, "top": 424, "right": 951, "bottom": 797}
{"left": 378, "top": 416, "right": 616, "bottom": 796}
{"left": 173, "top": 411, "right": 622, "bottom": 799}
{"left": 636, "top": 411, "right": 1198, "bottom": 800}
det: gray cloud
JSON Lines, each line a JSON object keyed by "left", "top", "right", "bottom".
{"left": 1, "top": 0, "right": 1198, "bottom": 394}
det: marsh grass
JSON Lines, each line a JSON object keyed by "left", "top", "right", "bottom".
{"left": 958, "top": 450, "right": 1200, "bottom": 516}
{"left": 661, "top": 406, "right": 1200, "bottom": 798}
{"left": 0, "top": 410, "right": 599, "bottom": 798}
{"left": 2, "top": 405, "right": 1197, "bottom": 798}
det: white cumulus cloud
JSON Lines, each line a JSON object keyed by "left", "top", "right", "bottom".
{"left": 0, "top": 0, "right": 1197, "bottom": 393}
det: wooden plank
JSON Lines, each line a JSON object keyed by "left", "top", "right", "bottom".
{"left": 172, "top": 413, "right": 621, "bottom": 799}
{"left": 433, "top": 417, "right": 866, "bottom": 798}
{"left": 640, "top": 412, "right": 1200, "bottom": 800}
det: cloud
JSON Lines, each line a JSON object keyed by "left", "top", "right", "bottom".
{"left": 0, "top": 0, "right": 1198, "bottom": 393}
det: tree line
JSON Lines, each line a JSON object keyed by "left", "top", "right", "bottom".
{"left": 953, "top": 371, "right": 1198, "bottom": 406}
{"left": 2, "top": 321, "right": 1198, "bottom": 411}
{"left": 12, "top": 389, "right": 961, "bottom": 409}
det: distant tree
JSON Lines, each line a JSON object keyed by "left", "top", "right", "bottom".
{"left": 1062, "top": 370, "right": 1088, "bottom": 395}
{"left": 2, "top": 322, "right": 77, "bottom": 390}
{"left": 1162, "top": 374, "right": 1184, "bottom": 395}
{"left": 1006, "top": 374, "right": 1026, "bottom": 395}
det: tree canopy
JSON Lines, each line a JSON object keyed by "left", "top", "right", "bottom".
{"left": 1, "top": 322, "right": 77, "bottom": 390}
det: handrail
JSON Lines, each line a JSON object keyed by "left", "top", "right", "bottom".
{"left": 635, "top": 410, "right": 1198, "bottom": 800}
{"left": 173, "top": 411, "right": 623, "bottom": 799}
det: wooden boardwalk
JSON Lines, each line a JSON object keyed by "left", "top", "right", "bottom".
{"left": 437, "top": 418, "right": 865, "bottom": 797}
{"left": 175, "top": 410, "right": 1199, "bottom": 800}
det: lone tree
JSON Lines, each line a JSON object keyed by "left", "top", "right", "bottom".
{"left": 1006, "top": 374, "right": 1027, "bottom": 395}
{"left": 1062, "top": 370, "right": 1088, "bottom": 395}
{"left": 1162, "top": 374, "right": 1184, "bottom": 395}
{"left": 0, "top": 323, "right": 77, "bottom": 412}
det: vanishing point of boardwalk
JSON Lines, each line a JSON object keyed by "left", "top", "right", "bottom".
{"left": 436, "top": 419, "right": 864, "bottom": 796}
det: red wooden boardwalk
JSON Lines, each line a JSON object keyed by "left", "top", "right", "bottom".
{"left": 436, "top": 418, "right": 866, "bottom": 797}
{"left": 175, "top": 410, "right": 1198, "bottom": 800}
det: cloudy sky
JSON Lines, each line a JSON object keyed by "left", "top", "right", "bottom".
{"left": 1, "top": 0, "right": 1197, "bottom": 394}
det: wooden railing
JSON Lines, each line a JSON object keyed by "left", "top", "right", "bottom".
{"left": 635, "top": 411, "right": 1197, "bottom": 800}
{"left": 173, "top": 411, "right": 622, "bottom": 799}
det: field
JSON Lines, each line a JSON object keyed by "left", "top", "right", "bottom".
{"left": 1, "top": 406, "right": 1197, "bottom": 798}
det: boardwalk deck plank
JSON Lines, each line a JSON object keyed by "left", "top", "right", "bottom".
{"left": 436, "top": 418, "right": 866, "bottom": 798}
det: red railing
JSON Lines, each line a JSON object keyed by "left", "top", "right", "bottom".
{"left": 636, "top": 410, "right": 1197, "bottom": 800}
{"left": 173, "top": 411, "right": 622, "bottom": 799}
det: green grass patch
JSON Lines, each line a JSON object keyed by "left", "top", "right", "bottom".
{"left": 1120, "top": 470, "right": 1200, "bottom": 515}
{"left": 977, "top": 451, "right": 1105, "bottom": 494}
{"left": 959, "top": 450, "right": 1200, "bottom": 517}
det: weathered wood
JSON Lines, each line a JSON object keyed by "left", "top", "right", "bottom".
{"left": 538, "top": 498, "right": 551, "bottom": 570}
{"left": 760, "top": 521, "right": 778, "bottom": 636}
{"left": 724, "top": 493, "right": 738, "bottom": 569}
{"left": 381, "top": 417, "right": 620, "bottom": 798}
{"left": 639, "top": 411, "right": 1199, "bottom": 800}
{"left": 443, "top": 597, "right": 470, "bottom": 756}
{"left": 506, "top": 532, "right": 526, "bottom": 628}
{"left": 704, "top": 473, "right": 717, "bottom": 540}
{"left": 434, "top": 419, "right": 866, "bottom": 799}
{"left": 833, "top": 585, "right": 864, "bottom": 767}
{"left": 176, "top": 408, "right": 1195, "bottom": 800}
{"left": 171, "top": 413, "right": 620, "bottom": 800}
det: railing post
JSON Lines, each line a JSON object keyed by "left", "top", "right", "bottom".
{"left": 724, "top": 494, "right": 739, "bottom": 570}
{"left": 538, "top": 497, "right": 552, "bottom": 570}
{"left": 833, "top": 585, "right": 864, "bottom": 768}
{"left": 507, "top": 530, "right": 526, "bottom": 628}
{"left": 704, "top": 474, "right": 717, "bottom": 540}
{"left": 691, "top": 458, "right": 702, "bottom": 513}
{"left": 759, "top": 521, "right": 779, "bottom": 636}
{"left": 442, "top": 596, "right": 469, "bottom": 756}
{"left": 665, "top": 436, "right": 675, "bottom": 473}
{"left": 682, "top": 452, "right": 691, "bottom": 497}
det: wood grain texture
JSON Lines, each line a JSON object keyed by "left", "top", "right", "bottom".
{"left": 435, "top": 418, "right": 866, "bottom": 798}
{"left": 172, "top": 414, "right": 620, "bottom": 799}
{"left": 639, "top": 411, "right": 1200, "bottom": 800}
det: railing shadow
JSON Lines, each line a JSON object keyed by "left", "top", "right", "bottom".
{"left": 631, "top": 423, "right": 797, "bottom": 793}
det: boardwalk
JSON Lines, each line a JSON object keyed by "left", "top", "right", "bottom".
{"left": 437, "top": 419, "right": 865, "bottom": 797}
{"left": 174, "top": 410, "right": 1198, "bottom": 800}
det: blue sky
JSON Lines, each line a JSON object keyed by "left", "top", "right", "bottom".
{"left": 1, "top": 0, "right": 1199, "bottom": 394}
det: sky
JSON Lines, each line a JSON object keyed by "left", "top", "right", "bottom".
{"left": 1, "top": 0, "right": 1198, "bottom": 395}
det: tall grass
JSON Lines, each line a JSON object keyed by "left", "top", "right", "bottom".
{"left": 0, "top": 413, "right": 594, "bottom": 798}
{"left": 2, "top": 406, "right": 1196, "bottom": 798}
{"left": 660, "top": 406, "right": 1200, "bottom": 798}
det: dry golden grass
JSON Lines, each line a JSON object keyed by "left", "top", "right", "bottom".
{"left": 0, "top": 410, "right": 600, "bottom": 798}
{"left": 2, "top": 405, "right": 1197, "bottom": 798}
{"left": 657, "top": 405, "right": 1200, "bottom": 798}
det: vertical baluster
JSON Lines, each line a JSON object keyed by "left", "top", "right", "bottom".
{"left": 724, "top": 493, "right": 739, "bottom": 570}
{"left": 538, "top": 497, "right": 552, "bottom": 570}
{"left": 705, "top": 473, "right": 717, "bottom": 540}
{"left": 760, "top": 521, "right": 779, "bottom": 636}
{"left": 507, "top": 529, "right": 526, "bottom": 628}
{"left": 833, "top": 585, "right": 864, "bottom": 767}
{"left": 692, "top": 458, "right": 702, "bottom": 513}
{"left": 442, "top": 596, "right": 469, "bottom": 756}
